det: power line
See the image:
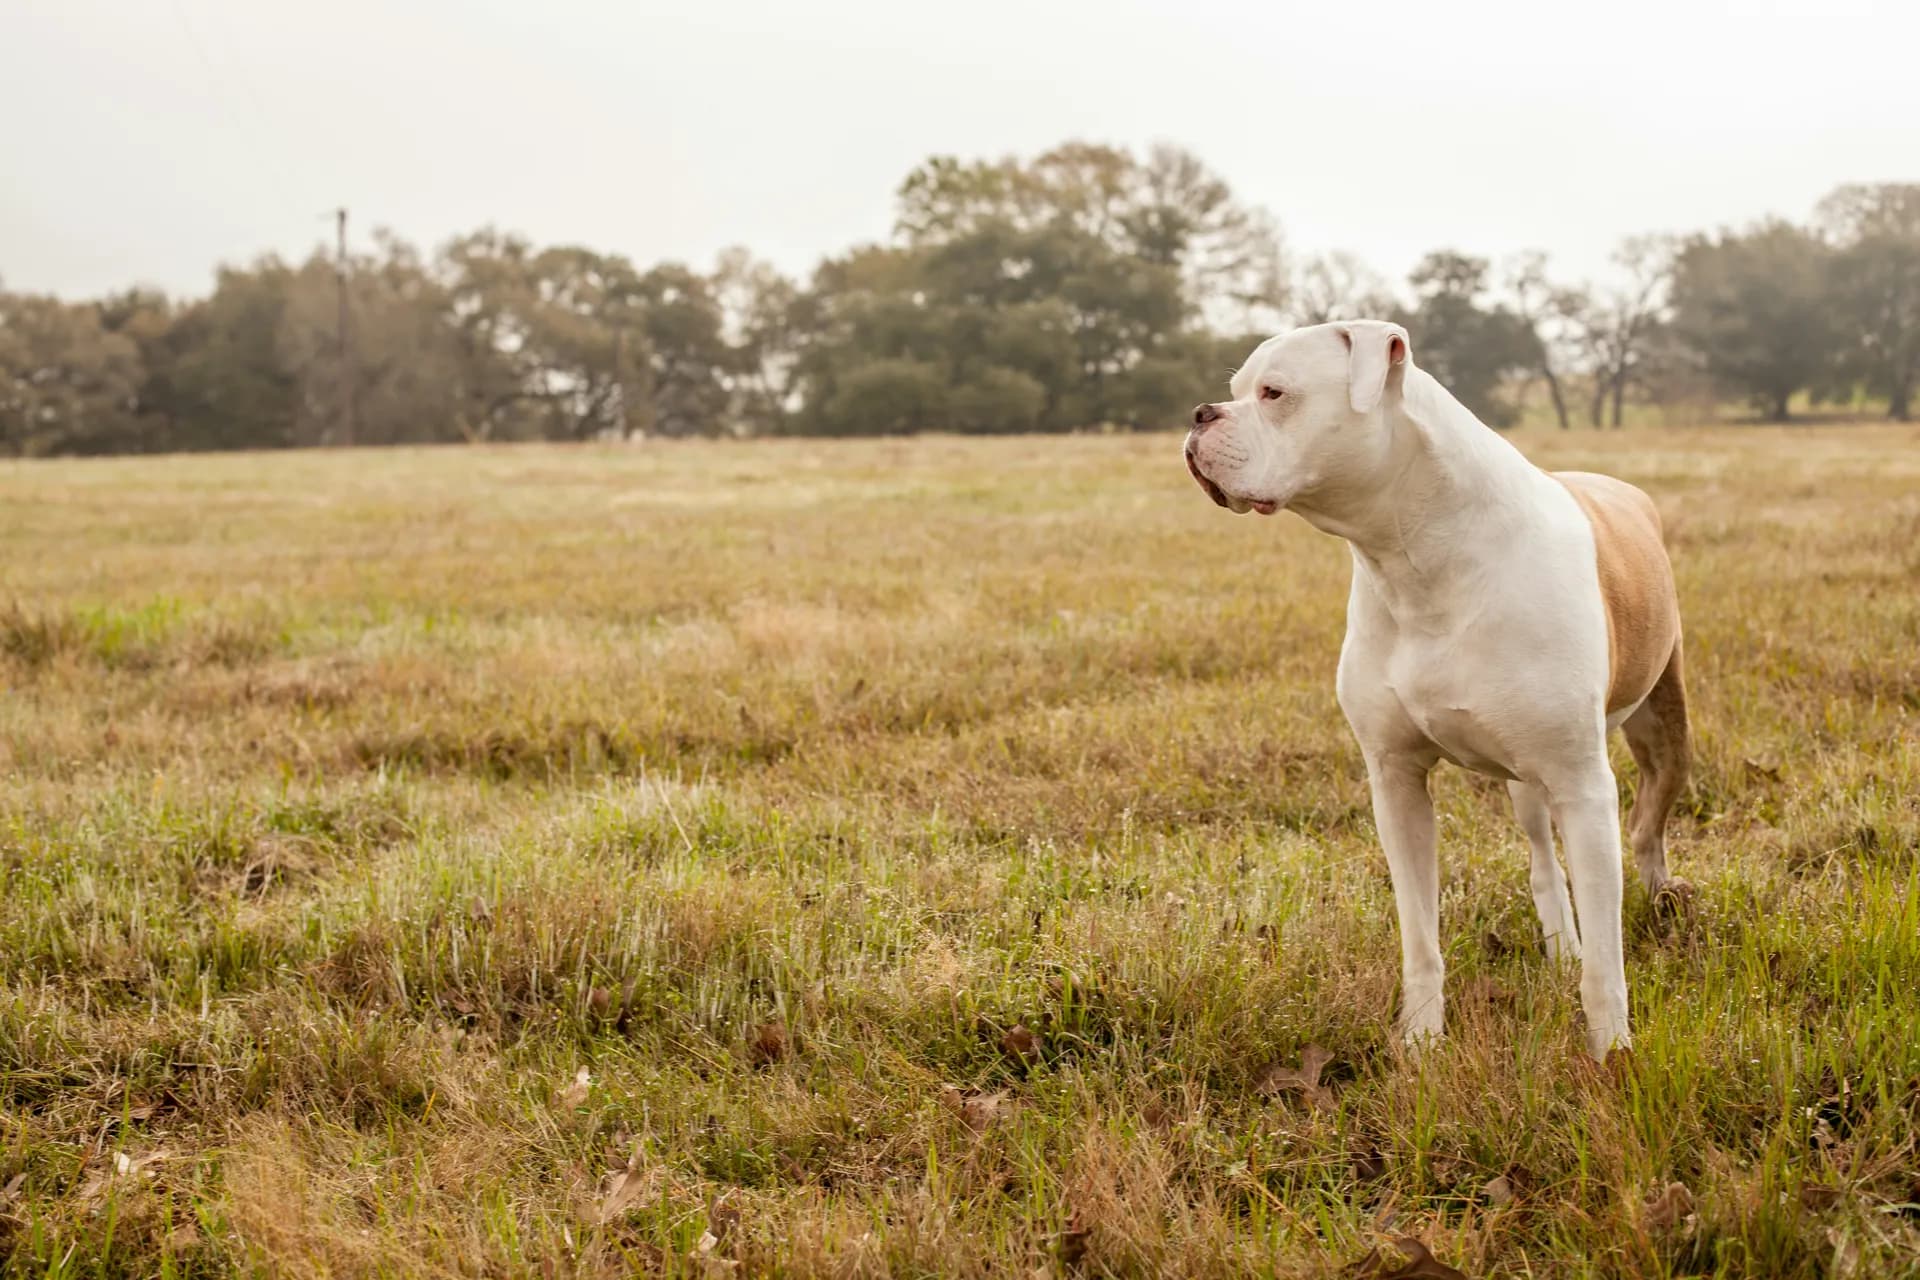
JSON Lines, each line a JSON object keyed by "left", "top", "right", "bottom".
{"left": 166, "top": 0, "right": 316, "bottom": 252}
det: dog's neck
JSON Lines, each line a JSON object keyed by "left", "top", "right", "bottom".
{"left": 1291, "top": 367, "right": 1545, "bottom": 626}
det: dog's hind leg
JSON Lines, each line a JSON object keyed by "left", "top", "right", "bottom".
{"left": 1621, "top": 638, "right": 1690, "bottom": 894}
{"left": 1509, "top": 780, "right": 1580, "bottom": 963}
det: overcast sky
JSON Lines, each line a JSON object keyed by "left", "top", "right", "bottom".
{"left": 3, "top": 0, "right": 1913, "bottom": 302}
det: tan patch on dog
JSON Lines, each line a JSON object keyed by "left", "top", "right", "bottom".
{"left": 1555, "top": 472, "right": 1681, "bottom": 714}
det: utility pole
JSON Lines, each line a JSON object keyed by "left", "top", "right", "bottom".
{"left": 613, "top": 327, "right": 629, "bottom": 438}
{"left": 335, "top": 207, "right": 356, "bottom": 446}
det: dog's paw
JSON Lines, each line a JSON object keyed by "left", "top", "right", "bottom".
{"left": 1398, "top": 1019, "right": 1445, "bottom": 1062}
{"left": 1577, "top": 1043, "right": 1637, "bottom": 1087}
{"left": 1652, "top": 877, "right": 1696, "bottom": 923}
{"left": 1577, "top": 1006, "right": 1631, "bottom": 1064}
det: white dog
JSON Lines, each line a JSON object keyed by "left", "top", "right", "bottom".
{"left": 1184, "top": 320, "right": 1689, "bottom": 1060}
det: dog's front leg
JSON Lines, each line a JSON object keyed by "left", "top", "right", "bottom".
{"left": 1550, "top": 769, "right": 1631, "bottom": 1059}
{"left": 1366, "top": 756, "right": 1444, "bottom": 1049}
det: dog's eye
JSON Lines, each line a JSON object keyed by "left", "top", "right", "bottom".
{"left": 1260, "top": 386, "right": 1283, "bottom": 401}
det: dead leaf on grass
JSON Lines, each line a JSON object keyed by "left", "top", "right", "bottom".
{"left": 596, "top": 1147, "right": 659, "bottom": 1224}
{"left": 690, "top": 1229, "right": 739, "bottom": 1275}
{"left": 1827, "top": 1226, "right": 1861, "bottom": 1279}
{"left": 999, "top": 1023, "right": 1040, "bottom": 1066}
{"left": 74, "top": 1148, "right": 166, "bottom": 1212}
{"left": 1348, "top": 1236, "right": 1467, "bottom": 1279}
{"left": 114, "top": 1150, "right": 166, "bottom": 1179}
{"left": 1643, "top": 1180, "right": 1695, "bottom": 1232}
{"left": 1139, "top": 1098, "right": 1180, "bottom": 1133}
{"left": 1256, "top": 1043, "right": 1336, "bottom": 1110}
{"left": 940, "top": 1085, "right": 1008, "bottom": 1132}
{"left": 1057, "top": 1207, "right": 1092, "bottom": 1268}
{"left": 1799, "top": 1182, "right": 1844, "bottom": 1211}
{"left": 1482, "top": 1173, "right": 1515, "bottom": 1207}
{"left": 1465, "top": 976, "right": 1517, "bottom": 1009}
{"left": 708, "top": 1191, "right": 742, "bottom": 1242}
{"left": 1594, "top": 1046, "right": 1636, "bottom": 1085}
{"left": 1350, "top": 1141, "right": 1388, "bottom": 1183}
{"left": 749, "top": 1021, "right": 788, "bottom": 1066}
{"left": 166, "top": 1217, "right": 202, "bottom": 1252}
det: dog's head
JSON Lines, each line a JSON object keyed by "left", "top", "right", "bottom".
{"left": 1183, "top": 320, "right": 1411, "bottom": 516}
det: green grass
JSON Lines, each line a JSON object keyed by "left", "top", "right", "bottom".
{"left": 1, "top": 426, "right": 1918, "bottom": 1277}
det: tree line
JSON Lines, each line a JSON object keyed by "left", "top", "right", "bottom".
{"left": 2, "top": 148, "right": 1915, "bottom": 456}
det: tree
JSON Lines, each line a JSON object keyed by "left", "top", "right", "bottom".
{"left": 0, "top": 290, "right": 144, "bottom": 455}
{"left": 277, "top": 234, "right": 466, "bottom": 446}
{"left": 630, "top": 261, "right": 731, "bottom": 437}
{"left": 793, "top": 152, "right": 1208, "bottom": 436}
{"left": 1397, "top": 252, "right": 1540, "bottom": 427}
{"left": 1817, "top": 183, "right": 1920, "bottom": 420}
{"left": 156, "top": 260, "right": 301, "bottom": 451}
{"left": 1502, "top": 251, "right": 1582, "bottom": 429}
{"left": 712, "top": 248, "right": 801, "bottom": 435}
{"left": 1559, "top": 237, "right": 1674, "bottom": 428}
{"left": 1291, "top": 252, "right": 1399, "bottom": 326}
{"left": 432, "top": 234, "right": 731, "bottom": 440}
{"left": 434, "top": 229, "right": 550, "bottom": 440}
{"left": 818, "top": 358, "right": 948, "bottom": 435}
{"left": 1126, "top": 143, "right": 1288, "bottom": 332}
{"left": 95, "top": 287, "right": 178, "bottom": 443}
{"left": 892, "top": 140, "right": 1284, "bottom": 333}
{"left": 1669, "top": 221, "right": 1837, "bottom": 420}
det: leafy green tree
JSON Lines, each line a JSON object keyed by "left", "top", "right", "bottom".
{"left": 819, "top": 358, "right": 948, "bottom": 435}
{"left": 0, "top": 289, "right": 144, "bottom": 455}
{"left": 1397, "top": 252, "right": 1541, "bottom": 427}
{"left": 896, "top": 141, "right": 1285, "bottom": 330}
{"left": 432, "top": 234, "right": 730, "bottom": 440}
{"left": 276, "top": 234, "right": 467, "bottom": 446}
{"left": 947, "top": 366, "right": 1047, "bottom": 433}
{"left": 793, "top": 142, "right": 1254, "bottom": 437}
{"left": 713, "top": 248, "right": 802, "bottom": 435}
{"left": 632, "top": 261, "right": 731, "bottom": 437}
{"left": 1669, "top": 221, "right": 1837, "bottom": 420}
{"left": 1817, "top": 183, "right": 1920, "bottom": 420}
{"left": 154, "top": 260, "right": 301, "bottom": 451}
{"left": 434, "top": 229, "right": 551, "bottom": 440}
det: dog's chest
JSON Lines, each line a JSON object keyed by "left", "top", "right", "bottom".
{"left": 1381, "top": 640, "right": 1522, "bottom": 780}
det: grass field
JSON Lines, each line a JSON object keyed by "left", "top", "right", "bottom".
{"left": 2, "top": 425, "right": 1918, "bottom": 1278}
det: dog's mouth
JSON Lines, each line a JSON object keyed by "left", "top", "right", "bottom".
{"left": 1185, "top": 448, "right": 1277, "bottom": 516}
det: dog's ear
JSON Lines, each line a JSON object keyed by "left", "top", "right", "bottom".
{"left": 1342, "top": 321, "right": 1410, "bottom": 415}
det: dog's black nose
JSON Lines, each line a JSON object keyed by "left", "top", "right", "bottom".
{"left": 1193, "top": 403, "right": 1222, "bottom": 427}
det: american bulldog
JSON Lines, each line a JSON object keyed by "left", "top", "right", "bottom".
{"left": 1184, "top": 320, "right": 1689, "bottom": 1060}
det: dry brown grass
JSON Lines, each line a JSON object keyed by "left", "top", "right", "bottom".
{"left": 1, "top": 425, "right": 1918, "bottom": 1277}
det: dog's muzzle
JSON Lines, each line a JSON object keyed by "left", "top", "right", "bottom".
{"left": 1184, "top": 437, "right": 1234, "bottom": 509}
